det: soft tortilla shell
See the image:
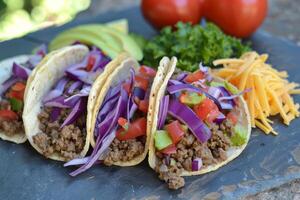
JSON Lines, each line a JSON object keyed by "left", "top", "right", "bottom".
{"left": 0, "top": 55, "right": 30, "bottom": 143}
{"left": 87, "top": 53, "right": 133, "bottom": 147}
{"left": 23, "top": 50, "right": 59, "bottom": 105}
{"left": 0, "top": 50, "right": 59, "bottom": 144}
{"left": 23, "top": 45, "right": 90, "bottom": 161}
{"left": 1, "top": 51, "right": 60, "bottom": 144}
{"left": 87, "top": 56, "right": 169, "bottom": 166}
{"left": 148, "top": 57, "right": 251, "bottom": 176}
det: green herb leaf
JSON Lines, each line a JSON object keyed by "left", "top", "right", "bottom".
{"left": 142, "top": 22, "right": 251, "bottom": 72}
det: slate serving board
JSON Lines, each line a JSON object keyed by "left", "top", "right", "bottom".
{"left": 0, "top": 7, "right": 300, "bottom": 200}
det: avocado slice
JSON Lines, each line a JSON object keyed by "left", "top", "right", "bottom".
{"left": 49, "top": 23, "right": 143, "bottom": 60}
{"left": 103, "top": 28, "right": 143, "bottom": 61}
{"left": 129, "top": 33, "right": 147, "bottom": 49}
{"left": 49, "top": 32, "right": 120, "bottom": 58}
{"left": 105, "top": 19, "right": 128, "bottom": 34}
{"left": 73, "top": 24, "right": 143, "bottom": 61}
{"left": 56, "top": 28, "right": 123, "bottom": 52}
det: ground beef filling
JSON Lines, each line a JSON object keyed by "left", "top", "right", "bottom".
{"left": 33, "top": 107, "right": 86, "bottom": 161}
{"left": 103, "top": 136, "right": 145, "bottom": 166}
{"left": 0, "top": 100, "right": 23, "bottom": 136}
{"left": 155, "top": 122, "right": 231, "bottom": 190}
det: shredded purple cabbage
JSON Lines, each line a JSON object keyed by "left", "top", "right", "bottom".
{"left": 162, "top": 68, "right": 248, "bottom": 143}
{"left": 12, "top": 62, "right": 31, "bottom": 79}
{"left": 167, "top": 83, "right": 222, "bottom": 110}
{"left": 0, "top": 77, "right": 22, "bottom": 96}
{"left": 61, "top": 98, "right": 87, "bottom": 128}
{"left": 67, "top": 81, "right": 83, "bottom": 94}
{"left": 42, "top": 47, "right": 111, "bottom": 128}
{"left": 65, "top": 66, "right": 156, "bottom": 176}
{"left": 157, "top": 95, "right": 169, "bottom": 129}
{"left": 68, "top": 89, "right": 128, "bottom": 176}
{"left": 168, "top": 98, "right": 211, "bottom": 142}
{"left": 1, "top": 45, "right": 46, "bottom": 96}
{"left": 50, "top": 107, "right": 61, "bottom": 122}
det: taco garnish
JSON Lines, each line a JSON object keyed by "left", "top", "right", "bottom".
{"left": 148, "top": 57, "right": 251, "bottom": 189}
{"left": 0, "top": 45, "right": 46, "bottom": 143}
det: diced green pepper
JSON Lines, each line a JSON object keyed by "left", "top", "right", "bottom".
{"left": 154, "top": 130, "right": 173, "bottom": 150}
{"left": 9, "top": 98, "right": 23, "bottom": 112}
{"left": 230, "top": 124, "right": 247, "bottom": 146}
{"left": 210, "top": 81, "right": 240, "bottom": 95}
{"left": 180, "top": 92, "right": 205, "bottom": 106}
{"left": 210, "top": 81, "right": 225, "bottom": 87}
{"left": 225, "top": 82, "right": 240, "bottom": 95}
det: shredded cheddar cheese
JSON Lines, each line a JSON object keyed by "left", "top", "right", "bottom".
{"left": 213, "top": 51, "right": 300, "bottom": 135}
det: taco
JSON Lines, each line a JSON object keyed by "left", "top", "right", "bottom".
{"left": 0, "top": 45, "right": 46, "bottom": 143}
{"left": 148, "top": 57, "right": 251, "bottom": 189}
{"left": 64, "top": 56, "right": 171, "bottom": 175}
{"left": 23, "top": 44, "right": 127, "bottom": 161}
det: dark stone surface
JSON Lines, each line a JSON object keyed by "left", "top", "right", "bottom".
{"left": 1, "top": 7, "right": 300, "bottom": 200}
{"left": 262, "top": 0, "right": 300, "bottom": 45}
{"left": 0, "top": 39, "right": 38, "bottom": 59}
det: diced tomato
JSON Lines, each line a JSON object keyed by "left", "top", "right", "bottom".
{"left": 7, "top": 82, "right": 26, "bottom": 101}
{"left": 0, "top": 110, "right": 18, "bottom": 120}
{"left": 227, "top": 112, "right": 238, "bottom": 125}
{"left": 160, "top": 144, "right": 177, "bottom": 154}
{"left": 165, "top": 120, "right": 185, "bottom": 144}
{"left": 118, "top": 117, "right": 128, "bottom": 128}
{"left": 184, "top": 70, "right": 205, "bottom": 83}
{"left": 11, "top": 82, "right": 26, "bottom": 92}
{"left": 179, "top": 93, "right": 188, "bottom": 104}
{"left": 86, "top": 55, "right": 96, "bottom": 71}
{"left": 116, "top": 117, "right": 147, "bottom": 140}
{"left": 194, "top": 98, "right": 218, "bottom": 121}
{"left": 122, "top": 82, "right": 131, "bottom": 94}
{"left": 138, "top": 100, "right": 149, "bottom": 113}
{"left": 135, "top": 75, "right": 149, "bottom": 91}
{"left": 139, "top": 65, "right": 156, "bottom": 77}
{"left": 7, "top": 90, "right": 24, "bottom": 101}
{"left": 206, "top": 109, "right": 220, "bottom": 123}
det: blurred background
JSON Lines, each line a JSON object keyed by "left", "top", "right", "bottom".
{"left": 0, "top": 0, "right": 299, "bottom": 45}
{"left": 0, "top": 0, "right": 90, "bottom": 40}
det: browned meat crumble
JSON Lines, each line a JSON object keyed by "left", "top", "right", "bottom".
{"left": 155, "top": 122, "right": 231, "bottom": 189}
{"left": 103, "top": 136, "right": 145, "bottom": 166}
{"left": 33, "top": 107, "right": 86, "bottom": 161}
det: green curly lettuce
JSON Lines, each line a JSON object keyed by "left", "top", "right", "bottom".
{"left": 142, "top": 22, "right": 251, "bottom": 72}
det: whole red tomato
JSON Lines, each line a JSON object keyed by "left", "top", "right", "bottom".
{"left": 141, "top": 0, "right": 204, "bottom": 30}
{"left": 204, "top": 0, "right": 268, "bottom": 38}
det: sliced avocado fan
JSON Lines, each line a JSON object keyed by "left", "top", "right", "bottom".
{"left": 49, "top": 21, "right": 143, "bottom": 61}
{"left": 105, "top": 18, "right": 128, "bottom": 34}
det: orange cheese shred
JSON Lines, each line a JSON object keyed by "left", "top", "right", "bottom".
{"left": 213, "top": 51, "right": 299, "bottom": 135}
